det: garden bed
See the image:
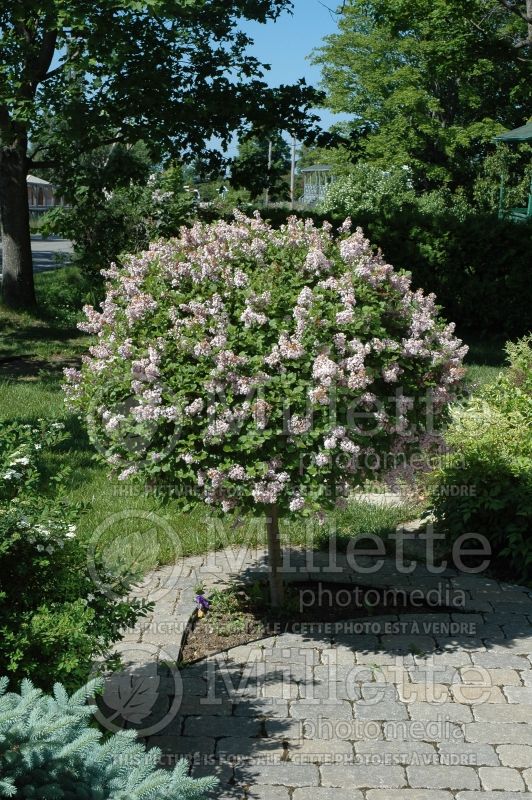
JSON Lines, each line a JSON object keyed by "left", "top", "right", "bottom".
{"left": 181, "top": 579, "right": 454, "bottom": 663}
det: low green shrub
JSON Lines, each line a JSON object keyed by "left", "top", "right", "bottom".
{"left": 0, "top": 421, "right": 150, "bottom": 691}
{"left": 429, "top": 336, "right": 532, "bottom": 583}
{"left": 0, "top": 676, "right": 216, "bottom": 799}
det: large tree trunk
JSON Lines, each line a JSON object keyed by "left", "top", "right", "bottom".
{"left": 0, "top": 140, "right": 35, "bottom": 308}
{"left": 266, "top": 504, "right": 284, "bottom": 608}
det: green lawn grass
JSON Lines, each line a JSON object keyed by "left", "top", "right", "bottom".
{"left": 462, "top": 335, "right": 506, "bottom": 392}
{"left": 0, "top": 283, "right": 508, "bottom": 576}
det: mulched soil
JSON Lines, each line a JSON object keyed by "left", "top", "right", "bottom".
{"left": 181, "top": 579, "right": 451, "bottom": 663}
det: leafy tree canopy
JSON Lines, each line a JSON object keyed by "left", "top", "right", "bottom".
{"left": 312, "top": 0, "right": 531, "bottom": 189}
{"left": 231, "top": 131, "right": 291, "bottom": 199}
{"left": 0, "top": 0, "right": 323, "bottom": 307}
{"left": 0, "top": 0, "right": 320, "bottom": 168}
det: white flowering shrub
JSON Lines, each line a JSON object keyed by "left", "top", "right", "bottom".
{"left": 67, "top": 211, "right": 467, "bottom": 513}
{"left": 66, "top": 213, "right": 466, "bottom": 600}
{"left": 0, "top": 421, "right": 149, "bottom": 688}
{"left": 320, "top": 163, "right": 416, "bottom": 217}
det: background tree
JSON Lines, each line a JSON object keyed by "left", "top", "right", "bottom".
{"left": 312, "top": 0, "right": 531, "bottom": 191}
{"left": 43, "top": 145, "right": 195, "bottom": 278}
{"left": 492, "top": 0, "right": 532, "bottom": 51}
{"left": 231, "top": 132, "right": 291, "bottom": 201}
{"left": 0, "top": 0, "right": 320, "bottom": 308}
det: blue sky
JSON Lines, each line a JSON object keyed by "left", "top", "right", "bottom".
{"left": 240, "top": 0, "right": 346, "bottom": 131}
{"left": 48, "top": 1, "right": 345, "bottom": 158}
{"left": 50, "top": 1, "right": 346, "bottom": 157}
{"left": 213, "top": 0, "right": 349, "bottom": 156}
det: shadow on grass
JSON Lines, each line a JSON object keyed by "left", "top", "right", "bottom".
{"left": 462, "top": 334, "right": 507, "bottom": 367}
{"left": 0, "top": 355, "right": 82, "bottom": 384}
{"left": 0, "top": 308, "right": 86, "bottom": 365}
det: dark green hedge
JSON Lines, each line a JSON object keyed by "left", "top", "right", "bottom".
{"left": 358, "top": 208, "right": 532, "bottom": 340}
{"left": 199, "top": 206, "right": 531, "bottom": 338}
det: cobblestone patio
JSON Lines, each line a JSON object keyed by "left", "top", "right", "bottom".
{"left": 104, "top": 543, "right": 532, "bottom": 799}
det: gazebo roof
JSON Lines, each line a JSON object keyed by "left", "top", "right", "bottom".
{"left": 494, "top": 122, "right": 532, "bottom": 142}
{"left": 27, "top": 174, "right": 52, "bottom": 186}
{"left": 299, "top": 164, "right": 332, "bottom": 173}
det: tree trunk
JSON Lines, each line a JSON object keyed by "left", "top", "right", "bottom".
{"left": 0, "top": 140, "right": 35, "bottom": 308}
{"left": 266, "top": 504, "right": 284, "bottom": 608}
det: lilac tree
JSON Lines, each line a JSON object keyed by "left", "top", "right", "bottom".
{"left": 66, "top": 213, "right": 467, "bottom": 605}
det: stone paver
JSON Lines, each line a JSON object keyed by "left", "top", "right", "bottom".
{"left": 465, "top": 722, "right": 532, "bottom": 745}
{"left": 408, "top": 701, "right": 474, "bottom": 723}
{"left": 367, "top": 793, "right": 454, "bottom": 800}
{"left": 100, "top": 544, "right": 532, "bottom": 798}
{"left": 321, "top": 764, "right": 407, "bottom": 788}
{"left": 483, "top": 668, "right": 522, "bottom": 686}
{"left": 293, "top": 790, "right": 363, "bottom": 800}
{"left": 497, "top": 744, "right": 532, "bottom": 767}
{"left": 473, "top": 704, "right": 532, "bottom": 723}
{"left": 478, "top": 767, "right": 525, "bottom": 791}
{"left": 456, "top": 795, "right": 532, "bottom": 800}
{"left": 246, "top": 789, "right": 290, "bottom": 800}
{"left": 407, "top": 766, "right": 480, "bottom": 790}
{"left": 503, "top": 686, "right": 532, "bottom": 703}
{"left": 437, "top": 742, "right": 500, "bottom": 766}
{"left": 525, "top": 768, "right": 532, "bottom": 790}
{"left": 234, "top": 764, "right": 320, "bottom": 787}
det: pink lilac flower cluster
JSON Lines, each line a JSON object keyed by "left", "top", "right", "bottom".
{"left": 65, "top": 212, "right": 467, "bottom": 516}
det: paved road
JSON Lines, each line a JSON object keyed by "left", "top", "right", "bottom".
{"left": 0, "top": 235, "right": 73, "bottom": 275}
